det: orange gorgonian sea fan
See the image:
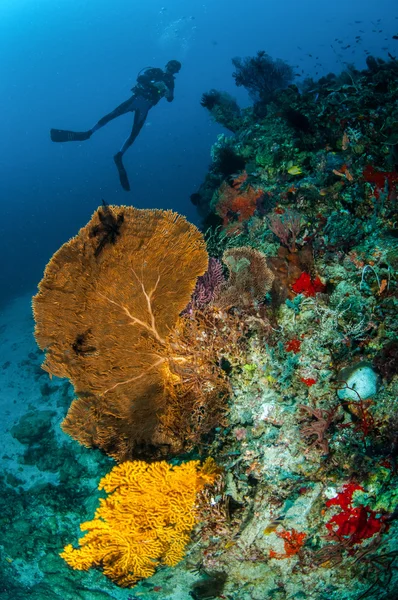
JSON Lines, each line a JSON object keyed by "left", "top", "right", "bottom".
{"left": 32, "top": 204, "right": 209, "bottom": 461}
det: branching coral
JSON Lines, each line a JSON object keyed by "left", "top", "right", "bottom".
{"left": 297, "top": 404, "right": 335, "bottom": 455}
{"left": 61, "top": 458, "right": 220, "bottom": 587}
{"left": 33, "top": 205, "right": 212, "bottom": 460}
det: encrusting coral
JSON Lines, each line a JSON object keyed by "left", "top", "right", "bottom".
{"left": 33, "top": 205, "right": 209, "bottom": 461}
{"left": 61, "top": 458, "right": 220, "bottom": 587}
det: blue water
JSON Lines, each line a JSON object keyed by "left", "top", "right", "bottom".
{"left": 0, "top": 0, "right": 396, "bottom": 307}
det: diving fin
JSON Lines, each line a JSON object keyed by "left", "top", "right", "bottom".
{"left": 50, "top": 129, "right": 92, "bottom": 142}
{"left": 114, "top": 152, "right": 131, "bottom": 192}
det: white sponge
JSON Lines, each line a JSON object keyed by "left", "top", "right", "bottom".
{"left": 337, "top": 361, "right": 379, "bottom": 401}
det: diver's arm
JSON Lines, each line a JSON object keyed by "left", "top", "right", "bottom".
{"left": 151, "top": 79, "right": 174, "bottom": 102}
{"left": 164, "top": 76, "right": 175, "bottom": 102}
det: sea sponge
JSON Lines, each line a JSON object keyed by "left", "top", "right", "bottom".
{"left": 337, "top": 361, "right": 380, "bottom": 401}
{"left": 61, "top": 458, "right": 219, "bottom": 587}
{"left": 33, "top": 205, "right": 208, "bottom": 460}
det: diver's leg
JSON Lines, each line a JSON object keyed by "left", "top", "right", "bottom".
{"left": 119, "top": 108, "right": 148, "bottom": 154}
{"left": 114, "top": 109, "right": 148, "bottom": 192}
{"left": 91, "top": 97, "right": 135, "bottom": 133}
{"left": 50, "top": 97, "right": 135, "bottom": 143}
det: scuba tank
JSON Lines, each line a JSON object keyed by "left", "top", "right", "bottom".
{"left": 134, "top": 67, "right": 164, "bottom": 87}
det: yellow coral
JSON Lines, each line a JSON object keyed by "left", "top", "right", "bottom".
{"left": 60, "top": 458, "right": 219, "bottom": 587}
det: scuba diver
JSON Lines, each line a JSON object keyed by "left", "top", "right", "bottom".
{"left": 50, "top": 60, "right": 182, "bottom": 191}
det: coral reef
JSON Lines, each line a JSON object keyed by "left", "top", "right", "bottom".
{"left": 15, "top": 54, "right": 398, "bottom": 600}
{"left": 182, "top": 55, "right": 398, "bottom": 600}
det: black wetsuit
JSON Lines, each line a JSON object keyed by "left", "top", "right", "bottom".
{"left": 92, "top": 68, "right": 175, "bottom": 153}
{"left": 50, "top": 67, "right": 176, "bottom": 191}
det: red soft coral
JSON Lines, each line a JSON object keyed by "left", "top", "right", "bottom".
{"left": 363, "top": 165, "right": 398, "bottom": 200}
{"left": 285, "top": 339, "right": 301, "bottom": 353}
{"left": 291, "top": 272, "right": 325, "bottom": 297}
{"left": 325, "top": 483, "right": 386, "bottom": 546}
